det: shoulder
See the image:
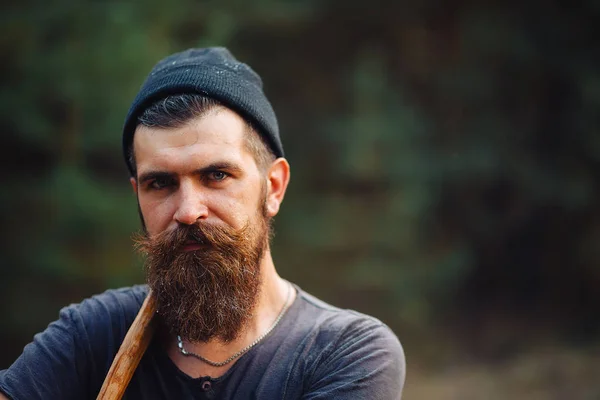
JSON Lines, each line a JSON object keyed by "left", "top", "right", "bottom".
{"left": 0, "top": 285, "right": 150, "bottom": 400}
{"left": 293, "top": 286, "right": 405, "bottom": 368}
{"left": 289, "top": 286, "right": 406, "bottom": 397}
{"left": 63, "top": 284, "right": 149, "bottom": 344}
{"left": 296, "top": 287, "right": 402, "bottom": 347}
{"left": 61, "top": 284, "right": 149, "bottom": 351}
{"left": 63, "top": 285, "right": 150, "bottom": 387}
{"left": 66, "top": 284, "right": 149, "bottom": 319}
{"left": 57, "top": 285, "right": 150, "bottom": 375}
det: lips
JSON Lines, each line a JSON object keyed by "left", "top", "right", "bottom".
{"left": 182, "top": 240, "right": 205, "bottom": 252}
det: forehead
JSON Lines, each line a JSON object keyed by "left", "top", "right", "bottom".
{"left": 133, "top": 107, "right": 253, "bottom": 172}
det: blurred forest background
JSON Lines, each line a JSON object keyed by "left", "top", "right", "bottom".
{"left": 1, "top": 1, "right": 599, "bottom": 398}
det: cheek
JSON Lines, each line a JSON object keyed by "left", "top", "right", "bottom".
{"left": 210, "top": 194, "right": 246, "bottom": 227}
{"left": 138, "top": 196, "right": 175, "bottom": 233}
{"left": 211, "top": 187, "right": 261, "bottom": 228}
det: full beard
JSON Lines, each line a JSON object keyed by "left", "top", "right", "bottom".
{"left": 134, "top": 214, "right": 269, "bottom": 343}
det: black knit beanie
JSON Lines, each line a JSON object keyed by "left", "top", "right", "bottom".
{"left": 122, "top": 47, "right": 283, "bottom": 176}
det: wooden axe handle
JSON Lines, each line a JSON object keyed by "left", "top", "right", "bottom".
{"left": 96, "top": 290, "right": 158, "bottom": 399}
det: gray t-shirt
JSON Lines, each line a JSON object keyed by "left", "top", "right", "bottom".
{"left": 0, "top": 284, "right": 405, "bottom": 399}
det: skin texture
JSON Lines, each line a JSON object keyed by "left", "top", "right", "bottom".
{"left": 130, "top": 106, "right": 293, "bottom": 378}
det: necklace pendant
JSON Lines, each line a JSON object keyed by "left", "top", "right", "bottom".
{"left": 177, "top": 335, "right": 188, "bottom": 355}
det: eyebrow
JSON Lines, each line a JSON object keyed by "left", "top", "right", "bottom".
{"left": 138, "top": 171, "right": 173, "bottom": 185}
{"left": 137, "top": 162, "right": 243, "bottom": 184}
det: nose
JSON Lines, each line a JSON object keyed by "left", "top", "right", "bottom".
{"left": 173, "top": 183, "right": 209, "bottom": 225}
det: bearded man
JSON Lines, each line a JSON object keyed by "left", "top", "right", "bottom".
{"left": 0, "top": 47, "right": 405, "bottom": 399}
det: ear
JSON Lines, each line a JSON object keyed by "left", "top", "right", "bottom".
{"left": 130, "top": 177, "right": 138, "bottom": 194}
{"left": 265, "top": 158, "right": 290, "bottom": 217}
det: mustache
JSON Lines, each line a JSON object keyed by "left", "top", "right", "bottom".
{"left": 133, "top": 222, "right": 249, "bottom": 257}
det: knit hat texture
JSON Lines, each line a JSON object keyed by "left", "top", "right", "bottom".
{"left": 122, "top": 47, "right": 282, "bottom": 176}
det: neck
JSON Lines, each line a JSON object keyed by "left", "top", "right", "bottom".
{"left": 165, "top": 250, "right": 295, "bottom": 378}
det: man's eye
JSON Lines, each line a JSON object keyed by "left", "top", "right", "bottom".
{"left": 149, "top": 177, "right": 173, "bottom": 190}
{"left": 208, "top": 171, "right": 228, "bottom": 181}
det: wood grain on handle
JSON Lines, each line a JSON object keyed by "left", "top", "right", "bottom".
{"left": 96, "top": 290, "right": 158, "bottom": 400}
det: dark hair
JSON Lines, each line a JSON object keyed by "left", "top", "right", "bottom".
{"left": 129, "top": 94, "right": 276, "bottom": 176}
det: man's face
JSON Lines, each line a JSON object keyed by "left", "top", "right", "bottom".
{"left": 131, "top": 106, "right": 285, "bottom": 342}
{"left": 132, "top": 107, "right": 267, "bottom": 236}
